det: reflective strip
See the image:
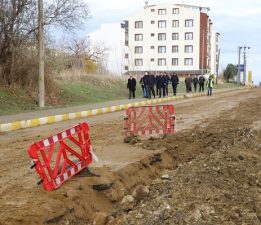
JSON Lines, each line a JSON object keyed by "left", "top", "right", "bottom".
{"left": 56, "top": 177, "right": 61, "bottom": 185}
{"left": 77, "top": 163, "right": 81, "bottom": 171}
{"left": 70, "top": 128, "right": 76, "bottom": 135}
{"left": 52, "top": 135, "right": 58, "bottom": 143}
{"left": 102, "top": 108, "right": 107, "bottom": 113}
{"left": 55, "top": 115, "right": 63, "bottom": 122}
{"left": 111, "top": 106, "right": 116, "bottom": 111}
{"left": 92, "top": 109, "right": 97, "bottom": 115}
{"left": 61, "top": 131, "right": 67, "bottom": 138}
{"left": 81, "top": 111, "right": 87, "bottom": 117}
{"left": 71, "top": 167, "right": 75, "bottom": 175}
{"left": 63, "top": 173, "right": 68, "bottom": 180}
{"left": 39, "top": 117, "right": 48, "bottom": 125}
{"left": 43, "top": 139, "right": 50, "bottom": 147}
{"left": 69, "top": 113, "right": 76, "bottom": 119}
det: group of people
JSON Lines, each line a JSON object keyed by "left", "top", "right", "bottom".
{"left": 127, "top": 72, "right": 214, "bottom": 99}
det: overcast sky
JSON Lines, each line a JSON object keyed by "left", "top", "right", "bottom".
{"left": 84, "top": 0, "right": 261, "bottom": 84}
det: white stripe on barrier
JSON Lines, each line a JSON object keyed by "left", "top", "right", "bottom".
{"left": 52, "top": 135, "right": 58, "bottom": 143}
{"left": 77, "top": 163, "right": 81, "bottom": 171}
{"left": 21, "top": 120, "right": 31, "bottom": 128}
{"left": 92, "top": 109, "right": 97, "bottom": 115}
{"left": 70, "top": 128, "right": 76, "bottom": 135}
{"left": 61, "top": 131, "right": 67, "bottom": 139}
{"left": 43, "top": 139, "right": 50, "bottom": 147}
{"left": 71, "top": 167, "right": 75, "bottom": 175}
{"left": 111, "top": 106, "right": 116, "bottom": 112}
{"left": 55, "top": 115, "right": 63, "bottom": 122}
{"left": 63, "top": 173, "right": 68, "bottom": 180}
{"left": 56, "top": 177, "right": 61, "bottom": 185}
{"left": 81, "top": 111, "right": 87, "bottom": 117}
{"left": 69, "top": 113, "right": 76, "bottom": 120}
{"left": 102, "top": 107, "right": 107, "bottom": 113}
{"left": 39, "top": 117, "right": 48, "bottom": 125}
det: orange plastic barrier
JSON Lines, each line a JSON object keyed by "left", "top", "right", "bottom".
{"left": 125, "top": 105, "right": 175, "bottom": 136}
{"left": 28, "top": 122, "right": 96, "bottom": 191}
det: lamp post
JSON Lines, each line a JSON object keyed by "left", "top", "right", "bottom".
{"left": 243, "top": 45, "right": 250, "bottom": 84}
{"left": 237, "top": 46, "right": 242, "bottom": 84}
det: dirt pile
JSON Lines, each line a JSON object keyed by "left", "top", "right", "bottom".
{"left": 110, "top": 97, "right": 261, "bottom": 225}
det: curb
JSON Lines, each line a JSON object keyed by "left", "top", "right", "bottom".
{"left": 0, "top": 88, "right": 245, "bottom": 133}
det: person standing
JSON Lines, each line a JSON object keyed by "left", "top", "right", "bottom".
{"left": 206, "top": 75, "right": 214, "bottom": 96}
{"left": 198, "top": 75, "right": 205, "bottom": 92}
{"left": 185, "top": 74, "right": 192, "bottom": 93}
{"left": 159, "top": 72, "right": 166, "bottom": 98}
{"left": 171, "top": 72, "right": 179, "bottom": 95}
{"left": 127, "top": 74, "right": 136, "bottom": 99}
{"left": 164, "top": 72, "right": 170, "bottom": 97}
{"left": 139, "top": 74, "right": 147, "bottom": 98}
{"left": 147, "top": 71, "right": 156, "bottom": 99}
{"left": 193, "top": 75, "right": 199, "bottom": 92}
{"left": 155, "top": 74, "right": 160, "bottom": 96}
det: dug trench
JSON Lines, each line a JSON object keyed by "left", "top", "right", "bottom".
{"left": 0, "top": 89, "right": 260, "bottom": 225}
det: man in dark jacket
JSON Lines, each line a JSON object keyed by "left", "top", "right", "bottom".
{"left": 127, "top": 75, "right": 136, "bottom": 99}
{"left": 147, "top": 72, "right": 156, "bottom": 99}
{"left": 171, "top": 72, "right": 179, "bottom": 95}
{"left": 185, "top": 74, "right": 193, "bottom": 93}
{"left": 159, "top": 72, "right": 167, "bottom": 98}
{"left": 198, "top": 75, "right": 205, "bottom": 92}
{"left": 163, "top": 72, "right": 170, "bottom": 97}
{"left": 193, "top": 75, "right": 199, "bottom": 92}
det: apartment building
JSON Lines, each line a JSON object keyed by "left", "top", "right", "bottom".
{"left": 123, "top": 2, "right": 212, "bottom": 75}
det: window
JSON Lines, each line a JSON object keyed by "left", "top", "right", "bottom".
{"left": 172, "top": 45, "right": 178, "bottom": 53}
{"left": 150, "top": 46, "right": 155, "bottom": 49}
{"left": 185, "top": 19, "right": 193, "bottom": 27}
{"left": 158, "top": 9, "right": 166, "bottom": 15}
{"left": 135, "top": 21, "right": 143, "bottom": 28}
{"left": 185, "top": 32, "right": 193, "bottom": 40}
{"left": 185, "top": 45, "right": 193, "bottom": 53}
{"left": 184, "top": 58, "right": 193, "bottom": 66}
{"left": 151, "top": 20, "right": 155, "bottom": 24}
{"left": 158, "top": 33, "right": 166, "bottom": 41}
{"left": 158, "top": 20, "right": 166, "bottom": 28}
{"left": 135, "top": 46, "right": 143, "bottom": 54}
{"left": 135, "top": 59, "right": 143, "bottom": 66}
{"left": 158, "top": 58, "right": 166, "bottom": 66}
{"left": 158, "top": 46, "right": 166, "bottom": 53}
{"left": 135, "top": 34, "right": 143, "bottom": 41}
{"left": 172, "top": 33, "right": 179, "bottom": 40}
{"left": 124, "top": 66, "right": 128, "bottom": 70}
{"left": 172, "top": 58, "right": 178, "bottom": 66}
{"left": 151, "top": 58, "right": 155, "bottom": 62}
{"left": 172, "top": 20, "right": 179, "bottom": 28}
{"left": 173, "top": 8, "right": 179, "bottom": 14}
{"left": 151, "top": 33, "right": 155, "bottom": 37}
{"left": 151, "top": 9, "right": 155, "bottom": 12}
{"left": 124, "top": 53, "right": 129, "bottom": 58}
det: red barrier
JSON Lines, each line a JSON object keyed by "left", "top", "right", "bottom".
{"left": 125, "top": 105, "right": 175, "bottom": 136}
{"left": 28, "top": 122, "right": 96, "bottom": 191}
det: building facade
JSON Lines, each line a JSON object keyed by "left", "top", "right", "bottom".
{"left": 123, "top": 3, "right": 212, "bottom": 75}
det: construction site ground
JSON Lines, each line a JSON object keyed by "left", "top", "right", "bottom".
{"left": 0, "top": 88, "right": 260, "bottom": 225}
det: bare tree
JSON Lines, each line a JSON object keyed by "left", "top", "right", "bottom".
{"left": 0, "top": 0, "right": 90, "bottom": 85}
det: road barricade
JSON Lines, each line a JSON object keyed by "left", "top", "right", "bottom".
{"left": 125, "top": 105, "right": 175, "bottom": 137}
{"left": 28, "top": 122, "right": 96, "bottom": 191}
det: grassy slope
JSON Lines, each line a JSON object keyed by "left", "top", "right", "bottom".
{"left": 0, "top": 76, "right": 241, "bottom": 116}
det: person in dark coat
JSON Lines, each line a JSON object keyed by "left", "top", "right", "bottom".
{"left": 193, "top": 75, "right": 199, "bottom": 92}
{"left": 127, "top": 75, "right": 136, "bottom": 99}
{"left": 170, "top": 72, "right": 179, "bottom": 95}
{"left": 163, "top": 72, "right": 170, "bottom": 97}
{"left": 198, "top": 75, "right": 205, "bottom": 92}
{"left": 155, "top": 74, "right": 160, "bottom": 96}
{"left": 139, "top": 74, "right": 147, "bottom": 98}
{"left": 185, "top": 74, "right": 193, "bottom": 93}
{"left": 147, "top": 72, "right": 156, "bottom": 99}
{"left": 159, "top": 72, "right": 167, "bottom": 98}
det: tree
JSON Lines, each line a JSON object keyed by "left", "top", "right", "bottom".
{"left": 223, "top": 64, "right": 237, "bottom": 83}
{"left": 0, "top": 0, "right": 90, "bottom": 86}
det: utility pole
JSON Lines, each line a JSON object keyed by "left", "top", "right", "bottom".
{"left": 201, "top": 31, "right": 205, "bottom": 76}
{"left": 38, "top": 0, "right": 44, "bottom": 107}
{"left": 216, "top": 48, "right": 220, "bottom": 85}
{"left": 237, "top": 46, "right": 242, "bottom": 84}
{"left": 243, "top": 45, "right": 250, "bottom": 85}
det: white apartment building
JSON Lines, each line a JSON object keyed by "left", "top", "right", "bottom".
{"left": 123, "top": 2, "right": 212, "bottom": 75}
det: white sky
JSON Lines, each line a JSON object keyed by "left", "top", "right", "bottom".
{"left": 84, "top": 0, "right": 261, "bottom": 84}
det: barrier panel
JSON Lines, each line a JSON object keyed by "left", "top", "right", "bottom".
{"left": 28, "top": 122, "right": 96, "bottom": 191}
{"left": 125, "top": 105, "right": 175, "bottom": 137}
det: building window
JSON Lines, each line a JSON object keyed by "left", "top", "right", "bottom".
{"left": 135, "top": 46, "right": 143, "bottom": 54}
{"left": 172, "top": 20, "right": 179, "bottom": 28}
{"left": 151, "top": 58, "right": 155, "bottom": 62}
{"left": 173, "top": 8, "right": 179, "bottom": 14}
{"left": 185, "top": 45, "right": 193, "bottom": 53}
{"left": 158, "top": 58, "right": 166, "bottom": 66}
{"left": 184, "top": 58, "right": 193, "bottom": 66}
{"left": 172, "top": 58, "right": 178, "bottom": 66}
{"left": 124, "top": 53, "right": 129, "bottom": 58}
{"left": 172, "top": 45, "right": 178, "bottom": 53}
{"left": 135, "top": 21, "right": 143, "bottom": 28}
{"left": 172, "top": 33, "right": 179, "bottom": 40}
{"left": 151, "top": 20, "right": 155, "bottom": 24}
{"left": 158, "top": 46, "right": 166, "bottom": 53}
{"left": 150, "top": 46, "right": 155, "bottom": 49}
{"left": 158, "top": 33, "right": 166, "bottom": 41}
{"left": 158, "top": 20, "right": 166, "bottom": 28}
{"left": 151, "top": 9, "right": 155, "bottom": 12}
{"left": 135, "top": 34, "right": 143, "bottom": 41}
{"left": 185, "top": 19, "right": 193, "bottom": 27}
{"left": 151, "top": 33, "right": 155, "bottom": 37}
{"left": 158, "top": 9, "right": 166, "bottom": 15}
{"left": 135, "top": 59, "right": 143, "bottom": 66}
{"left": 124, "top": 66, "right": 128, "bottom": 70}
{"left": 185, "top": 32, "right": 193, "bottom": 40}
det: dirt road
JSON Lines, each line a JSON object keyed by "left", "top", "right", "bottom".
{"left": 0, "top": 88, "right": 260, "bottom": 225}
